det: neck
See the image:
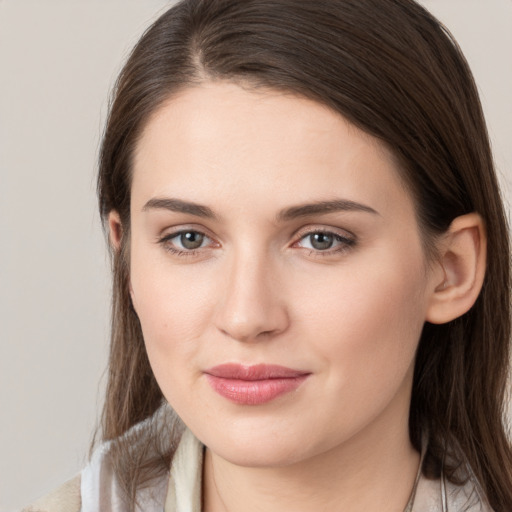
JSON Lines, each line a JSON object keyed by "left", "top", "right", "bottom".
{"left": 202, "top": 401, "right": 420, "bottom": 512}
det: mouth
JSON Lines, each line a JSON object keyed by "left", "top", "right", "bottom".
{"left": 204, "top": 363, "right": 311, "bottom": 405}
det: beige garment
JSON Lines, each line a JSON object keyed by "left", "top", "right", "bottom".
{"left": 21, "top": 476, "right": 81, "bottom": 512}
{"left": 21, "top": 428, "right": 493, "bottom": 512}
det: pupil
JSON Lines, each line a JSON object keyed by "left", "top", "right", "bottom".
{"left": 311, "top": 233, "right": 333, "bottom": 250}
{"left": 181, "top": 232, "right": 204, "bottom": 249}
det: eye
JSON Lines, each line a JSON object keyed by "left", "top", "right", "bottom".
{"left": 159, "top": 229, "right": 214, "bottom": 254}
{"left": 302, "top": 232, "right": 336, "bottom": 250}
{"left": 176, "top": 231, "right": 207, "bottom": 250}
{"left": 295, "top": 230, "right": 355, "bottom": 254}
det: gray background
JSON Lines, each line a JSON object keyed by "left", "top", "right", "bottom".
{"left": 0, "top": 1, "right": 510, "bottom": 510}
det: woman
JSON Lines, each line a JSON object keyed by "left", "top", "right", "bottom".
{"left": 24, "top": 0, "right": 512, "bottom": 510}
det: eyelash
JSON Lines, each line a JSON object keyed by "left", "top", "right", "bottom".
{"left": 294, "top": 229, "right": 356, "bottom": 256}
{"left": 158, "top": 230, "right": 214, "bottom": 257}
{"left": 157, "top": 228, "right": 356, "bottom": 258}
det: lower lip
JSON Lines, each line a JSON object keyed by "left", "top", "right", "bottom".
{"left": 205, "top": 374, "right": 309, "bottom": 405}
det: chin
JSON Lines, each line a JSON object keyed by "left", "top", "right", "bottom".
{"left": 211, "top": 438, "right": 308, "bottom": 468}
{"left": 194, "top": 418, "right": 326, "bottom": 469}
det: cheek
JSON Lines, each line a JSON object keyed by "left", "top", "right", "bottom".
{"left": 130, "top": 232, "right": 213, "bottom": 331}
{"left": 129, "top": 246, "right": 217, "bottom": 384}
{"left": 284, "top": 258, "right": 427, "bottom": 448}
{"left": 133, "top": 280, "right": 208, "bottom": 343}
{"left": 130, "top": 272, "right": 213, "bottom": 412}
{"left": 296, "top": 247, "right": 428, "bottom": 386}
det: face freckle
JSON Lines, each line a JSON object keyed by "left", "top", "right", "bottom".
{"left": 127, "top": 81, "right": 438, "bottom": 469}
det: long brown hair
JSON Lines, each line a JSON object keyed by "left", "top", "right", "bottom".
{"left": 97, "top": 0, "right": 512, "bottom": 508}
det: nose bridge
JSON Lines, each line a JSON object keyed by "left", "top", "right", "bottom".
{"left": 215, "top": 243, "right": 288, "bottom": 342}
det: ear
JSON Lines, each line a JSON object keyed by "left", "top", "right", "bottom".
{"left": 107, "top": 211, "right": 135, "bottom": 303}
{"left": 108, "top": 210, "right": 123, "bottom": 251}
{"left": 426, "top": 213, "right": 487, "bottom": 324}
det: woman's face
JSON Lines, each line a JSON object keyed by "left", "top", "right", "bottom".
{"left": 127, "top": 82, "right": 441, "bottom": 467}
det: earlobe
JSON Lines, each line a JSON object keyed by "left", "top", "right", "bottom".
{"left": 426, "top": 213, "right": 487, "bottom": 325}
{"left": 108, "top": 211, "right": 123, "bottom": 251}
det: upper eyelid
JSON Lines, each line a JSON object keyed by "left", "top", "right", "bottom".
{"left": 159, "top": 229, "right": 216, "bottom": 246}
{"left": 293, "top": 231, "right": 356, "bottom": 250}
{"left": 293, "top": 225, "right": 356, "bottom": 240}
{"left": 158, "top": 225, "right": 215, "bottom": 241}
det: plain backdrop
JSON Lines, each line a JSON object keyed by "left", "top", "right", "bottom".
{"left": 0, "top": 1, "right": 511, "bottom": 510}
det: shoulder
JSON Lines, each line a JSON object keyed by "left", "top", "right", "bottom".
{"left": 410, "top": 433, "right": 494, "bottom": 512}
{"left": 414, "top": 473, "right": 494, "bottom": 512}
{"left": 21, "top": 404, "right": 184, "bottom": 512}
{"left": 21, "top": 475, "right": 81, "bottom": 512}
{"left": 445, "top": 471, "right": 494, "bottom": 512}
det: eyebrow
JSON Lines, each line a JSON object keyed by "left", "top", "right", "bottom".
{"left": 276, "top": 199, "right": 379, "bottom": 222}
{"left": 142, "top": 197, "right": 379, "bottom": 221}
{"left": 142, "top": 197, "right": 218, "bottom": 219}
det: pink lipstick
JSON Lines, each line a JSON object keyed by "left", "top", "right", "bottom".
{"left": 204, "top": 364, "right": 310, "bottom": 405}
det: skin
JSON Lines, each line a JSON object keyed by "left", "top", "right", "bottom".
{"left": 110, "top": 81, "right": 486, "bottom": 511}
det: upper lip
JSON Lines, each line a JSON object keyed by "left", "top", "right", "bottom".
{"left": 205, "top": 363, "right": 310, "bottom": 380}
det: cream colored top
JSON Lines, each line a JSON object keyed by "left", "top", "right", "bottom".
{"left": 22, "top": 427, "right": 493, "bottom": 512}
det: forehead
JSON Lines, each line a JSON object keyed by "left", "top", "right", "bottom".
{"left": 131, "top": 81, "right": 414, "bottom": 222}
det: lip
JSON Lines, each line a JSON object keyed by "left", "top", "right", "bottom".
{"left": 204, "top": 364, "right": 310, "bottom": 405}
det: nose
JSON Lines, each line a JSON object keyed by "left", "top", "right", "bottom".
{"left": 214, "top": 250, "right": 289, "bottom": 343}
